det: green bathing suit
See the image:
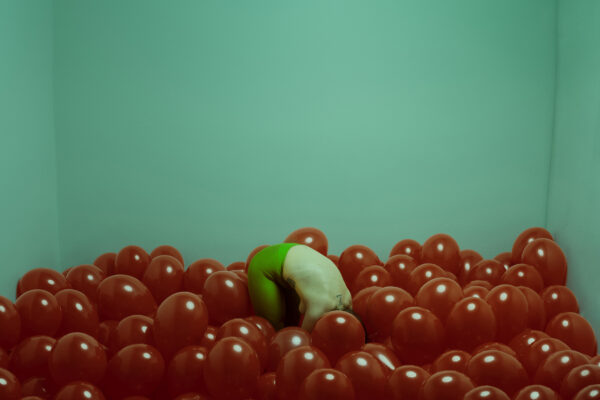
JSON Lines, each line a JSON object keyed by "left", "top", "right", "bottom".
{"left": 247, "top": 243, "right": 301, "bottom": 330}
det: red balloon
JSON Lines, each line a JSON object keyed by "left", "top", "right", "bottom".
{"left": 200, "top": 326, "right": 218, "bottom": 351}
{"left": 502, "top": 264, "right": 544, "bottom": 292}
{"left": 104, "top": 344, "right": 165, "bottom": 397}
{"left": 49, "top": 332, "right": 107, "bottom": 386}
{"left": 98, "top": 320, "right": 118, "bottom": 350}
{"left": 0, "top": 368, "right": 21, "bottom": 400}
{"left": 522, "top": 337, "right": 570, "bottom": 376}
{"left": 361, "top": 343, "right": 400, "bottom": 376}
{"left": 310, "top": 311, "right": 364, "bottom": 365}
{"left": 446, "top": 297, "right": 497, "bottom": 351}
{"left": 204, "top": 337, "right": 261, "bottom": 400}
{"left": 203, "top": 271, "right": 252, "bottom": 325}
{"left": 20, "top": 376, "right": 57, "bottom": 398}
{"left": 246, "top": 316, "right": 276, "bottom": 342}
{"left": 15, "top": 289, "right": 62, "bottom": 337}
{"left": 96, "top": 275, "right": 156, "bottom": 320}
{"left": 431, "top": 350, "right": 471, "bottom": 374}
{"left": 472, "top": 342, "right": 517, "bottom": 358}
{"left": 391, "top": 306, "right": 445, "bottom": 364}
{"left": 227, "top": 261, "right": 246, "bottom": 271}
{"left": 54, "top": 382, "right": 106, "bottom": 400}
{"left": 247, "top": 245, "right": 270, "bottom": 269}
{"left": 267, "top": 327, "right": 312, "bottom": 372}
{"left": 464, "top": 386, "right": 510, "bottom": 400}
{"left": 546, "top": 312, "right": 597, "bottom": 356}
{"left": 299, "top": 368, "right": 354, "bottom": 400}
{"left": 154, "top": 292, "right": 208, "bottom": 359}
{"left": 463, "top": 285, "right": 490, "bottom": 299}
{"left": 521, "top": 239, "right": 567, "bottom": 286}
{"left": 65, "top": 265, "right": 105, "bottom": 303}
{"left": 19, "top": 268, "right": 70, "bottom": 295}
{"left": 485, "top": 284, "right": 529, "bottom": 342}
{"left": 94, "top": 252, "right": 116, "bottom": 276}
{"left": 257, "top": 372, "right": 277, "bottom": 400}
{"left": 338, "top": 245, "right": 382, "bottom": 288}
{"left": 591, "top": 355, "right": 600, "bottom": 367}
{"left": 541, "top": 285, "right": 580, "bottom": 321}
{"left": 55, "top": 289, "right": 100, "bottom": 337}
{"left": 415, "top": 277, "right": 463, "bottom": 322}
{"left": 365, "top": 286, "right": 414, "bottom": 342}
{"left": 141, "top": 255, "right": 184, "bottom": 304}
{"left": 62, "top": 267, "right": 73, "bottom": 277}
{"left": 9, "top": 336, "right": 55, "bottom": 380}
{"left": 511, "top": 227, "right": 554, "bottom": 264}
{"left": 387, "top": 365, "right": 429, "bottom": 400}
{"left": 574, "top": 385, "right": 600, "bottom": 400}
{"left": 114, "top": 245, "right": 151, "bottom": 279}
{"left": 284, "top": 227, "right": 328, "bottom": 256}
{"left": 327, "top": 255, "right": 339, "bottom": 266}
{"left": 276, "top": 346, "right": 330, "bottom": 400}
{"left": 495, "top": 252, "right": 512, "bottom": 269}
{"left": 351, "top": 287, "right": 378, "bottom": 322}
{"left": 420, "top": 370, "right": 475, "bottom": 400}
{"left": 0, "top": 348, "right": 7, "bottom": 369}
{"left": 458, "top": 249, "right": 484, "bottom": 285}
{"left": 114, "top": 315, "right": 154, "bottom": 350}
{"left": 183, "top": 259, "right": 225, "bottom": 295}
{"left": 465, "top": 280, "right": 493, "bottom": 290}
{"left": 407, "top": 263, "right": 446, "bottom": 295}
{"left": 466, "top": 259, "right": 505, "bottom": 286}
{"left": 514, "top": 385, "right": 560, "bottom": 400}
{"left": 519, "top": 286, "right": 547, "bottom": 330}
{"left": 0, "top": 296, "right": 21, "bottom": 349}
{"left": 420, "top": 233, "right": 461, "bottom": 275}
{"left": 467, "top": 349, "right": 528, "bottom": 396}
{"left": 352, "top": 266, "right": 391, "bottom": 294}
{"left": 509, "top": 329, "right": 551, "bottom": 362}
{"left": 384, "top": 255, "right": 417, "bottom": 290}
{"left": 561, "top": 364, "right": 600, "bottom": 400}
{"left": 150, "top": 245, "right": 184, "bottom": 266}
{"left": 534, "top": 350, "right": 590, "bottom": 391}
{"left": 166, "top": 345, "right": 207, "bottom": 397}
{"left": 389, "top": 239, "right": 421, "bottom": 262}
{"left": 218, "top": 318, "right": 268, "bottom": 370}
{"left": 334, "top": 351, "right": 386, "bottom": 400}
{"left": 173, "top": 394, "right": 209, "bottom": 400}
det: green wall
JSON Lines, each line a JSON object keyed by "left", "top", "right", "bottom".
{"left": 547, "top": 0, "right": 600, "bottom": 332}
{"left": 54, "top": 1, "right": 556, "bottom": 267}
{"left": 0, "top": 2, "right": 59, "bottom": 299}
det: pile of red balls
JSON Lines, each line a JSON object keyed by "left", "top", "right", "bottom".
{"left": 0, "top": 227, "right": 598, "bottom": 400}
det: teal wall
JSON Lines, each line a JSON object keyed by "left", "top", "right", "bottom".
{"left": 53, "top": 1, "right": 556, "bottom": 267}
{"left": 0, "top": 2, "right": 59, "bottom": 299}
{"left": 547, "top": 1, "right": 600, "bottom": 332}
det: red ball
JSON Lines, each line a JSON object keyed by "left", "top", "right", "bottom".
{"left": 494, "top": 252, "right": 512, "bottom": 270}
{"left": 98, "top": 320, "right": 118, "bottom": 351}
{"left": 299, "top": 368, "right": 354, "bottom": 400}
{"left": 0, "top": 296, "right": 21, "bottom": 349}
{"left": 200, "top": 326, "right": 218, "bottom": 351}
{"left": 218, "top": 318, "right": 268, "bottom": 370}
{"left": 19, "top": 268, "right": 70, "bottom": 295}
{"left": 142, "top": 255, "right": 184, "bottom": 304}
{"left": 534, "top": 350, "right": 590, "bottom": 391}
{"left": 365, "top": 286, "right": 414, "bottom": 342}
{"left": 334, "top": 351, "right": 386, "bottom": 400}
{"left": 256, "top": 372, "right": 277, "bottom": 400}
{"left": 150, "top": 245, "right": 184, "bottom": 266}
{"left": 466, "top": 259, "right": 505, "bottom": 286}
{"left": 113, "top": 315, "right": 154, "bottom": 350}
{"left": 360, "top": 343, "right": 400, "bottom": 376}
{"left": 311, "top": 311, "right": 365, "bottom": 365}
{"left": 183, "top": 259, "right": 225, "bottom": 295}
{"left": 431, "top": 350, "right": 471, "bottom": 374}
{"left": 276, "top": 346, "right": 330, "bottom": 400}
{"left": 541, "top": 285, "right": 580, "bottom": 321}
{"left": 521, "top": 238, "right": 567, "bottom": 286}
{"left": 407, "top": 263, "right": 446, "bottom": 295}
{"left": 514, "top": 385, "right": 560, "bottom": 400}
{"left": 284, "top": 227, "right": 328, "bottom": 256}
{"left": 154, "top": 292, "right": 208, "bottom": 360}
{"left": 96, "top": 275, "right": 156, "bottom": 320}
{"left": 204, "top": 337, "right": 261, "bottom": 400}
{"left": 338, "top": 245, "right": 382, "bottom": 288}
{"left": 384, "top": 255, "right": 417, "bottom": 290}
{"left": 415, "top": 277, "right": 463, "bottom": 322}
{"left": 545, "top": 312, "right": 597, "bottom": 356}
{"left": 166, "top": 345, "right": 207, "bottom": 397}
{"left": 0, "top": 368, "right": 21, "bottom": 400}
{"left": 352, "top": 266, "right": 391, "bottom": 294}
{"left": 463, "top": 285, "right": 490, "bottom": 300}
{"left": 472, "top": 342, "right": 517, "bottom": 358}
{"left": 247, "top": 245, "right": 270, "bottom": 269}
{"left": 502, "top": 264, "right": 544, "bottom": 292}
{"left": 420, "top": 233, "right": 461, "bottom": 275}
{"left": 521, "top": 337, "right": 570, "bottom": 376}
{"left": 203, "top": 271, "right": 251, "bottom": 325}
{"left": 15, "top": 289, "right": 62, "bottom": 337}
{"left": 390, "top": 306, "right": 445, "bottom": 364}
{"left": 0, "top": 347, "right": 7, "bottom": 369}
{"left": 464, "top": 386, "right": 510, "bottom": 400}
{"left": 104, "top": 344, "right": 165, "bottom": 397}
{"left": 519, "top": 286, "right": 547, "bottom": 330}
{"left": 389, "top": 239, "right": 421, "bottom": 262}
{"left": 266, "top": 327, "right": 311, "bottom": 372}
{"left": 457, "top": 249, "right": 483, "bottom": 285}
{"left": 561, "top": 364, "right": 600, "bottom": 400}
{"left": 49, "top": 332, "right": 107, "bottom": 386}
{"left": 446, "top": 297, "right": 497, "bottom": 351}
{"left": 55, "top": 289, "right": 100, "bottom": 337}
{"left": 246, "top": 316, "right": 276, "bottom": 342}
{"left": 574, "top": 385, "right": 600, "bottom": 400}
{"left": 8, "top": 335, "right": 55, "bottom": 380}
{"left": 511, "top": 227, "right": 554, "bottom": 264}
{"left": 387, "top": 365, "right": 430, "bottom": 400}
{"left": 466, "top": 349, "right": 529, "bottom": 396}
{"left": 420, "top": 370, "right": 475, "bottom": 400}
{"left": 54, "top": 382, "right": 106, "bottom": 400}
{"left": 65, "top": 265, "right": 105, "bottom": 303}
{"left": 485, "top": 284, "right": 529, "bottom": 343}
{"left": 114, "top": 245, "right": 151, "bottom": 279}
{"left": 94, "top": 252, "right": 116, "bottom": 276}
{"left": 508, "top": 329, "right": 551, "bottom": 362}
{"left": 20, "top": 376, "right": 57, "bottom": 398}
{"left": 351, "top": 287, "right": 378, "bottom": 322}
{"left": 227, "top": 261, "right": 246, "bottom": 271}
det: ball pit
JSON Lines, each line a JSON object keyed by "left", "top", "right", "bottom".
{"left": 0, "top": 226, "right": 598, "bottom": 399}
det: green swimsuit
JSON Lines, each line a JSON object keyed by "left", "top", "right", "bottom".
{"left": 247, "top": 243, "right": 301, "bottom": 330}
